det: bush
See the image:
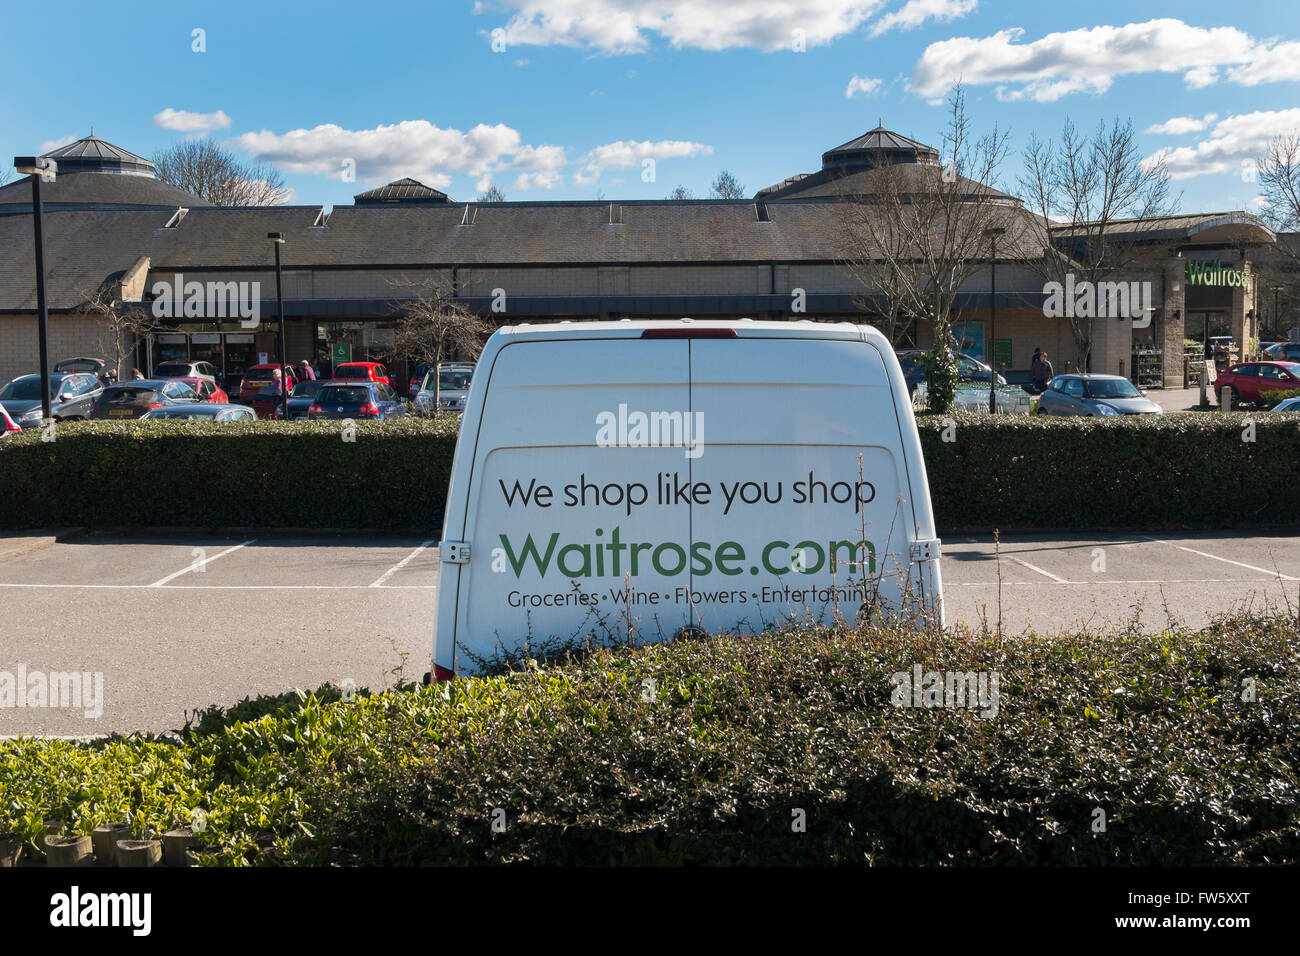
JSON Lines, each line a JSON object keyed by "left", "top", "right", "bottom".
{"left": 2, "top": 616, "right": 1297, "bottom": 865}
{"left": 0, "top": 416, "right": 460, "bottom": 529}
{"left": 917, "top": 412, "right": 1300, "bottom": 529}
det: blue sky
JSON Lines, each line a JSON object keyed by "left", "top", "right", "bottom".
{"left": 3, "top": 1, "right": 1298, "bottom": 212}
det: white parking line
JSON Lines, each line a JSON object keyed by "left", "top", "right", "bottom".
{"left": 0, "top": 583, "right": 434, "bottom": 590}
{"left": 1004, "top": 555, "right": 1072, "bottom": 584}
{"left": 369, "top": 539, "right": 437, "bottom": 588}
{"left": 1140, "top": 536, "right": 1300, "bottom": 582}
{"left": 148, "top": 540, "right": 256, "bottom": 587}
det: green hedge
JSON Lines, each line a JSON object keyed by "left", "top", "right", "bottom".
{"left": 918, "top": 412, "right": 1300, "bottom": 529}
{"left": 2, "top": 616, "right": 1297, "bottom": 865}
{"left": 0, "top": 416, "right": 460, "bottom": 529}
{"left": 1, "top": 412, "right": 1297, "bottom": 530}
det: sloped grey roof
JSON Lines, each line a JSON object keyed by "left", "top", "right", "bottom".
{"left": 41, "top": 135, "right": 155, "bottom": 177}
{"left": 354, "top": 178, "right": 450, "bottom": 204}
{"left": 759, "top": 162, "right": 1014, "bottom": 203}
{"left": 0, "top": 172, "right": 209, "bottom": 213}
{"left": 822, "top": 126, "right": 940, "bottom": 168}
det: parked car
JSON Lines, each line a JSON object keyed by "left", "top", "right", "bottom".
{"left": 308, "top": 381, "right": 407, "bottom": 420}
{"left": 141, "top": 403, "right": 256, "bottom": 422}
{"left": 414, "top": 362, "right": 475, "bottom": 415}
{"left": 53, "top": 357, "right": 112, "bottom": 386}
{"left": 0, "top": 372, "right": 103, "bottom": 428}
{"left": 173, "top": 376, "right": 228, "bottom": 404}
{"left": 1036, "top": 374, "right": 1164, "bottom": 416}
{"left": 1273, "top": 395, "right": 1300, "bottom": 412}
{"left": 894, "top": 350, "right": 1005, "bottom": 395}
{"left": 0, "top": 404, "right": 20, "bottom": 438}
{"left": 154, "top": 360, "right": 220, "bottom": 381}
{"left": 252, "top": 379, "right": 326, "bottom": 420}
{"left": 89, "top": 380, "right": 200, "bottom": 419}
{"left": 1263, "top": 342, "right": 1300, "bottom": 363}
{"left": 407, "top": 361, "right": 432, "bottom": 398}
{"left": 331, "top": 361, "right": 391, "bottom": 387}
{"left": 236, "top": 364, "right": 298, "bottom": 403}
{"left": 1212, "top": 361, "right": 1300, "bottom": 406}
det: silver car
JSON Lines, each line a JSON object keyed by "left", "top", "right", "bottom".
{"left": 414, "top": 362, "right": 474, "bottom": 416}
{"left": 1036, "top": 374, "right": 1164, "bottom": 417}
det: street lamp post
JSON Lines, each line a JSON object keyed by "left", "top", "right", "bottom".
{"left": 1274, "top": 286, "right": 1284, "bottom": 343}
{"left": 983, "top": 227, "right": 1006, "bottom": 415}
{"left": 268, "top": 232, "right": 288, "bottom": 421}
{"left": 13, "top": 155, "right": 57, "bottom": 423}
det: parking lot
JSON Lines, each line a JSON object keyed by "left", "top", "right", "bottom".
{"left": 1, "top": 530, "right": 1296, "bottom": 736}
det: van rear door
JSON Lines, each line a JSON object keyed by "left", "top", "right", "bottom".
{"left": 686, "top": 334, "right": 935, "bottom": 631}
{"left": 449, "top": 336, "right": 693, "bottom": 664}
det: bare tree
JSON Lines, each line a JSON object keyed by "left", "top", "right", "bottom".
{"left": 836, "top": 86, "right": 1012, "bottom": 411}
{"left": 152, "top": 139, "right": 290, "bottom": 206}
{"left": 0, "top": 167, "right": 14, "bottom": 188}
{"left": 666, "top": 185, "right": 694, "bottom": 200}
{"left": 387, "top": 275, "right": 492, "bottom": 409}
{"left": 1017, "top": 118, "right": 1175, "bottom": 369}
{"left": 1257, "top": 134, "right": 1300, "bottom": 234}
{"left": 478, "top": 184, "right": 506, "bottom": 202}
{"left": 81, "top": 284, "right": 158, "bottom": 380}
{"left": 709, "top": 170, "right": 746, "bottom": 199}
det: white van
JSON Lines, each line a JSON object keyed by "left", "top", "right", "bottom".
{"left": 430, "top": 319, "right": 942, "bottom": 680}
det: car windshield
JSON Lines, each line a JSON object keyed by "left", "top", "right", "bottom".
{"left": 1086, "top": 379, "right": 1142, "bottom": 399}
{"left": 154, "top": 363, "right": 190, "bottom": 376}
{"left": 438, "top": 370, "right": 472, "bottom": 390}
{"left": 0, "top": 378, "right": 53, "bottom": 401}
{"left": 319, "top": 386, "right": 372, "bottom": 404}
{"left": 290, "top": 381, "right": 322, "bottom": 398}
{"left": 333, "top": 366, "right": 368, "bottom": 378}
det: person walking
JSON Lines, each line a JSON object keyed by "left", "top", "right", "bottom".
{"left": 297, "top": 359, "right": 316, "bottom": 382}
{"left": 1031, "top": 348, "right": 1054, "bottom": 393}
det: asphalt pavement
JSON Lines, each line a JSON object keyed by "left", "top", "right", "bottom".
{"left": 1, "top": 530, "right": 1296, "bottom": 736}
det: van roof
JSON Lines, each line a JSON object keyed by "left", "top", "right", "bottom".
{"left": 495, "top": 318, "right": 887, "bottom": 345}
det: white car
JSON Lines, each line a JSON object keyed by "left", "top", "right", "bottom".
{"left": 428, "top": 319, "right": 943, "bottom": 681}
{"left": 413, "top": 362, "right": 474, "bottom": 416}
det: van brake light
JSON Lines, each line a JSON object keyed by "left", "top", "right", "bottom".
{"left": 641, "top": 327, "right": 738, "bottom": 339}
{"left": 432, "top": 664, "right": 456, "bottom": 683}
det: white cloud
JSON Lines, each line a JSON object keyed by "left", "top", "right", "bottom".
{"left": 480, "top": 0, "right": 888, "bottom": 53}
{"left": 870, "top": 0, "right": 977, "bottom": 37}
{"left": 1145, "top": 108, "right": 1300, "bottom": 180}
{"left": 573, "top": 138, "right": 713, "bottom": 185}
{"left": 845, "top": 74, "right": 883, "bottom": 97}
{"left": 40, "top": 135, "right": 77, "bottom": 153}
{"left": 153, "top": 108, "right": 234, "bottom": 136}
{"left": 230, "top": 120, "right": 530, "bottom": 189}
{"left": 910, "top": 18, "right": 1299, "bottom": 102}
{"left": 1144, "top": 113, "right": 1218, "bottom": 136}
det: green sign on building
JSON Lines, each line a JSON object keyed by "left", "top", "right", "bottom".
{"left": 332, "top": 342, "right": 352, "bottom": 365}
{"left": 1186, "top": 259, "right": 1246, "bottom": 287}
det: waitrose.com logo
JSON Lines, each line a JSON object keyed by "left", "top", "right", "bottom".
{"left": 488, "top": 528, "right": 876, "bottom": 578}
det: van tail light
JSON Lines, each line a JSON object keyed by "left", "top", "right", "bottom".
{"left": 359, "top": 402, "right": 380, "bottom": 416}
{"left": 308, "top": 403, "right": 323, "bottom": 416}
{"left": 641, "top": 327, "right": 738, "bottom": 339}
{"left": 432, "top": 664, "right": 456, "bottom": 683}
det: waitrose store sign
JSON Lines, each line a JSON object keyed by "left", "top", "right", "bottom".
{"left": 1186, "top": 259, "right": 1247, "bottom": 287}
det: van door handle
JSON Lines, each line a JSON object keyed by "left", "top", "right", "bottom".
{"left": 442, "top": 541, "right": 471, "bottom": 564}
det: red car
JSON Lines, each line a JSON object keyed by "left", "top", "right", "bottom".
{"left": 0, "top": 404, "right": 20, "bottom": 437}
{"left": 237, "top": 364, "right": 299, "bottom": 402}
{"left": 174, "top": 376, "right": 229, "bottom": 404}
{"left": 1212, "top": 361, "right": 1300, "bottom": 406}
{"left": 331, "top": 361, "right": 390, "bottom": 387}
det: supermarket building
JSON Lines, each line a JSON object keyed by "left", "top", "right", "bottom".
{"left": 0, "top": 130, "right": 1281, "bottom": 390}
